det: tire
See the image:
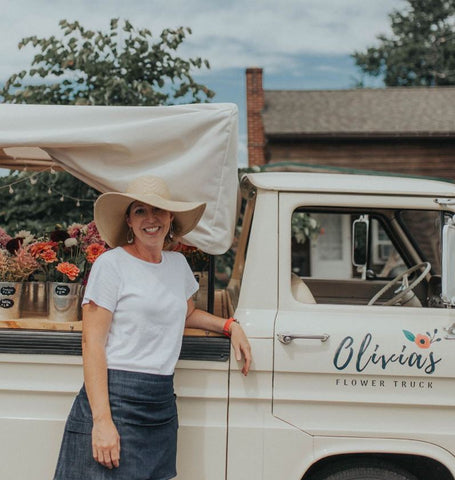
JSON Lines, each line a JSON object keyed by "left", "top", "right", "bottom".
{"left": 309, "top": 460, "right": 418, "bottom": 480}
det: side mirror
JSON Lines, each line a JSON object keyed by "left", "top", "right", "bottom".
{"left": 352, "top": 215, "right": 369, "bottom": 267}
{"left": 442, "top": 217, "right": 455, "bottom": 305}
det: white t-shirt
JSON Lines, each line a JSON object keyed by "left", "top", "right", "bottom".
{"left": 82, "top": 247, "right": 199, "bottom": 375}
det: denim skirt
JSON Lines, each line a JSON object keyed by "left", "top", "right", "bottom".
{"left": 54, "top": 369, "right": 178, "bottom": 480}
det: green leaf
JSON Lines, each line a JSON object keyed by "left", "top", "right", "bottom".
{"left": 403, "top": 330, "right": 416, "bottom": 342}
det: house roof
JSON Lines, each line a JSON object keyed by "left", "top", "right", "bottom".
{"left": 263, "top": 87, "right": 455, "bottom": 137}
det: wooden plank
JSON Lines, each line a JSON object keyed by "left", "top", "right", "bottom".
{"left": 0, "top": 318, "right": 222, "bottom": 337}
{"left": 0, "top": 318, "right": 82, "bottom": 331}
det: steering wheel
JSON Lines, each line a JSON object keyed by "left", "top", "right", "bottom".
{"left": 368, "top": 262, "right": 431, "bottom": 306}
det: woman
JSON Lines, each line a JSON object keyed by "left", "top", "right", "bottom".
{"left": 54, "top": 176, "right": 251, "bottom": 480}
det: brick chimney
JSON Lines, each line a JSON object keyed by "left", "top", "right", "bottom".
{"left": 246, "top": 67, "right": 265, "bottom": 167}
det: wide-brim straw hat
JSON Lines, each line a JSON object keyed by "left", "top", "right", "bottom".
{"left": 94, "top": 176, "right": 206, "bottom": 248}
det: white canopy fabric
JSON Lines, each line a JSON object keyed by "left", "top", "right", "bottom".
{"left": 0, "top": 103, "right": 239, "bottom": 254}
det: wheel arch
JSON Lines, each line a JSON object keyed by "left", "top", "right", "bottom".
{"left": 303, "top": 453, "right": 453, "bottom": 480}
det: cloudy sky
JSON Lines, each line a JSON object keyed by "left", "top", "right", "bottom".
{"left": 0, "top": 0, "right": 406, "bottom": 165}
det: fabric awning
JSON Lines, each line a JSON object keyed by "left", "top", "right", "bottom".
{"left": 0, "top": 103, "right": 239, "bottom": 254}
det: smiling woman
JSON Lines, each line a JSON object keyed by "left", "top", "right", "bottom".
{"left": 126, "top": 202, "right": 174, "bottom": 261}
{"left": 53, "top": 174, "right": 251, "bottom": 479}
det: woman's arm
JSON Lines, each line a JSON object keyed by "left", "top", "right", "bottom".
{"left": 185, "top": 298, "right": 252, "bottom": 376}
{"left": 82, "top": 302, "right": 120, "bottom": 469}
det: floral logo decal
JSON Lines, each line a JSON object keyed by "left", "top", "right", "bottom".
{"left": 403, "top": 329, "right": 441, "bottom": 349}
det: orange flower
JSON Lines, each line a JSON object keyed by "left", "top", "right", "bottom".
{"left": 29, "top": 241, "right": 58, "bottom": 257}
{"left": 56, "top": 262, "right": 80, "bottom": 281}
{"left": 40, "top": 249, "right": 58, "bottom": 263}
{"left": 85, "top": 243, "right": 106, "bottom": 263}
{"left": 170, "top": 243, "right": 197, "bottom": 253}
{"left": 415, "top": 334, "right": 431, "bottom": 349}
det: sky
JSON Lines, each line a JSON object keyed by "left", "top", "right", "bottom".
{"left": 0, "top": 0, "right": 406, "bottom": 166}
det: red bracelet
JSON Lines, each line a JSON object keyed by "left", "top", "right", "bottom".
{"left": 223, "top": 317, "right": 238, "bottom": 337}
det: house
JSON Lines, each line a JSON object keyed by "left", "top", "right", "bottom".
{"left": 246, "top": 67, "right": 455, "bottom": 180}
{"left": 246, "top": 67, "right": 455, "bottom": 278}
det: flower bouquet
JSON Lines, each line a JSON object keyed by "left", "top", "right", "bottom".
{"left": 0, "top": 244, "right": 40, "bottom": 319}
{"left": 27, "top": 221, "right": 107, "bottom": 322}
{"left": 30, "top": 221, "right": 107, "bottom": 284}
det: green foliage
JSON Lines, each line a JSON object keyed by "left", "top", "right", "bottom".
{"left": 1, "top": 19, "right": 215, "bottom": 105}
{"left": 0, "top": 171, "right": 98, "bottom": 234}
{"left": 0, "top": 18, "right": 215, "bottom": 234}
{"left": 352, "top": 0, "right": 455, "bottom": 86}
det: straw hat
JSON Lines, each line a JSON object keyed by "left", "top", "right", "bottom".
{"left": 94, "top": 176, "right": 206, "bottom": 248}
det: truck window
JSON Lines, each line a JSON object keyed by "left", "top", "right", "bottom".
{"left": 291, "top": 209, "right": 440, "bottom": 307}
{"left": 291, "top": 212, "right": 405, "bottom": 281}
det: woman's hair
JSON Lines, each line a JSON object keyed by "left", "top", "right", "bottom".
{"left": 125, "top": 201, "right": 134, "bottom": 217}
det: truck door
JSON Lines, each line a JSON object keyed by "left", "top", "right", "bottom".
{"left": 273, "top": 192, "right": 455, "bottom": 454}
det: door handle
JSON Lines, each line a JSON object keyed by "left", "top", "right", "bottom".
{"left": 277, "top": 333, "right": 330, "bottom": 345}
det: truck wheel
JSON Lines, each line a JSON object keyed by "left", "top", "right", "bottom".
{"left": 309, "top": 461, "right": 417, "bottom": 480}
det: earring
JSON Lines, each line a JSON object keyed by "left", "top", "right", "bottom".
{"left": 127, "top": 227, "right": 134, "bottom": 244}
{"left": 169, "top": 222, "right": 174, "bottom": 240}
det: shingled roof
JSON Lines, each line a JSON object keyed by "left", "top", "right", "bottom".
{"left": 263, "top": 87, "right": 455, "bottom": 137}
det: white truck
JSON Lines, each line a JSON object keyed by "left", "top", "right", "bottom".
{"left": 1, "top": 104, "right": 455, "bottom": 480}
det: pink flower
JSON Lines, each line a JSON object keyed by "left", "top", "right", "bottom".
{"left": 0, "top": 228, "right": 12, "bottom": 248}
{"left": 83, "top": 221, "right": 104, "bottom": 246}
{"left": 67, "top": 223, "right": 84, "bottom": 238}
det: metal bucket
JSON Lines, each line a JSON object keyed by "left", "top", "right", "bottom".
{"left": 20, "top": 281, "right": 48, "bottom": 317}
{"left": 192, "top": 272, "right": 208, "bottom": 310}
{"left": 48, "top": 282, "right": 82, "bottom": 322}
{"left": 0, "top": 282, "right": 23, "bottom": 320}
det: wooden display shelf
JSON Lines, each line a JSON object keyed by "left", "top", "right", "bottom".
{"left": 0, "top": 317, "right": 222, "bottom": 337}
{"left": 0, "top": 317, "right": 82, "bottom": 332}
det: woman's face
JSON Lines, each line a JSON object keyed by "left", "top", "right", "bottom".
{"left": 126, "top": 201, "right": 173, "bottom": 249}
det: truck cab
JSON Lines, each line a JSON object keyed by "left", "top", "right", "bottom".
{"left": 226, "top": 171, "right": 455, "bottom": 480}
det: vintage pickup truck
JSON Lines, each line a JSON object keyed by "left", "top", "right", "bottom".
{"left": 0, "top": 104, "right": 455, "bottom": 480}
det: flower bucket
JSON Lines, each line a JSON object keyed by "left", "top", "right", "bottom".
{"left": 0, "top": 282, "right": 23, "bottom": 320}
{"left": 48, "top": 282, "right": 82, "bottom": 322}
{"left": 20, "top": 281, "right": 48, "bottom": 317}
{"left": 192, "top": 272, "right": 208, "bottom": 310}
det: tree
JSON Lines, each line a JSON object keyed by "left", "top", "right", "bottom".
{"left": 1, "top": 18, "right": 215, "bottom": 104}
{"left": 0, "top": 170, "right": 98, "bottom": 234}
{"left": 352, "top": 0, "right": 455, "bottom": 86}
{"left": 0, "top": 19, "right": 215, "bottom": 235}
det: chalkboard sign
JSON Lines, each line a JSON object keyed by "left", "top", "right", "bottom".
{"left": 54, "top": 285, "right": 71, "bottom": 296}
{"left": 0, "top": 286, "right": 16, "bottom": 296}
{"left": 0, "top": 299, "right": 14, "bottom": 309}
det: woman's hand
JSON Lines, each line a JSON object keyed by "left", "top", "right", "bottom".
{"left": 185, "top": 299, "right": 253, "bottom": 376}
{"left": 230, "top": 322, "right": 252, "bottom": 376}
{"left": 92, "top": 417, "right": 121, "bottom": 469}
